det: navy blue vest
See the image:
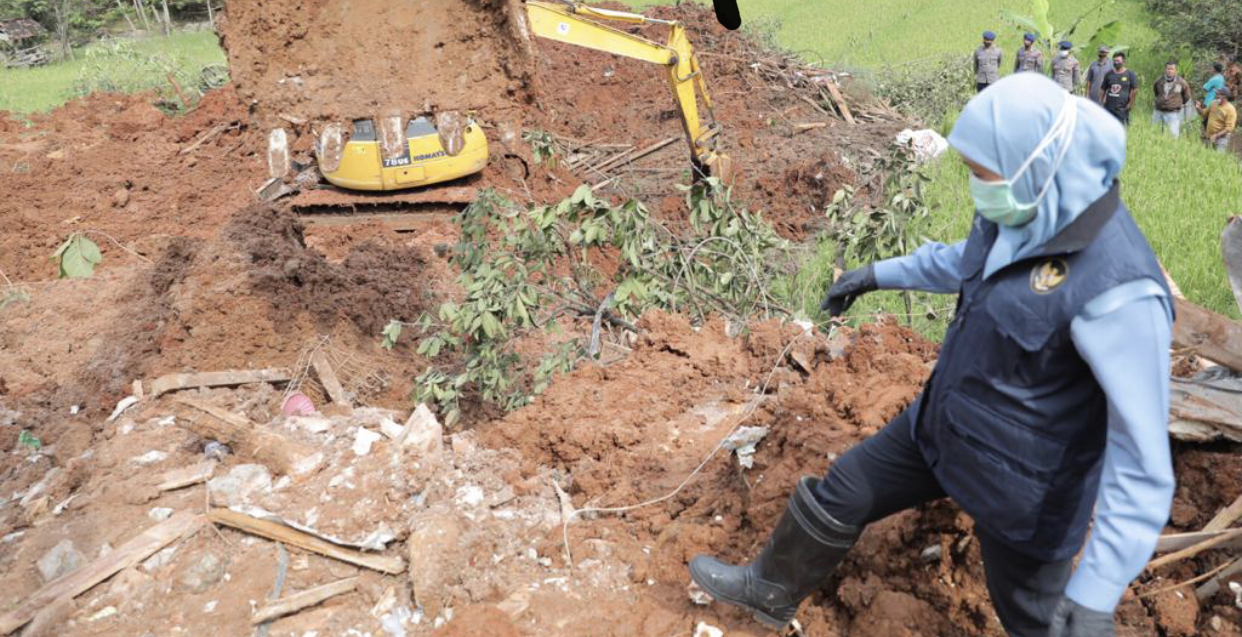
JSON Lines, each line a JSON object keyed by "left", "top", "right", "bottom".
{"left": 916, "top": 182, "right": 1170, "bottom": 561}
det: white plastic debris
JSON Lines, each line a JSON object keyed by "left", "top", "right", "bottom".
{"left": 722, "top": 426, "right": 770, "bottom": 469}
{"left": 895, "top": 128, "right": 949, "bottom": 163}
{"left": 693, "top": 622, "right": 724, "bottom": 637}
{"left": 107, "top": 396, "right": 139, "bottom": 423}
{"left": 353, "top": 427, "right": 383, "bottom": 456}
{"left": 687, "top": 580, "right": 713, "bottom": 606}
{"left": 1230, "top": 581, "right": 1242, "bottom": 609}
{"left": 131, "top": 450, "right": 168, "bottom": 465}
{"left": 455, "top": 485, "right": 485, "bottom": 508}
{"left": 148, "top": 507, "right": 174, "bottom": 522}
{"left": 203, "top": 600, "right": 218, "bottom": 613}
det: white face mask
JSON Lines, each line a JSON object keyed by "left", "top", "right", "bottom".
{"left": 970, "top": 96, "right": 1079, "bottom": 227}
{"left": 1060, "top": 50, "right": 1070, "bottom": 58}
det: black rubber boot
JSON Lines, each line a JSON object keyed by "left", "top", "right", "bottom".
{"left": 688, "top": 476, "right": 860, "bottom": 628}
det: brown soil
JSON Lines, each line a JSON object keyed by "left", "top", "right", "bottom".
{"left": 217, "top": 0, "right": 537, "bottom": 128}
{"left": 0, "top": 2, "right": 1238, "bottom": 636}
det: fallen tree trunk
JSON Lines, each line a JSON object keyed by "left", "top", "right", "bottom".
{"left": 1173, "top": 297, "right": 1242, "bottom": 373}
{"left": 1168, "top": 376, "right": 1242, "bottom": 443}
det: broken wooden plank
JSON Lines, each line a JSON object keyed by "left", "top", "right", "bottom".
{"left": 1168, "top": 376, "right": 1242, "bottom": 443}
{"left": 589, "top": 136, "right": 679, "bottom": 175}
{"left": 251, "top": 577, "right": 358, "bottom": 624}
{"left": 1173, "top": 297, "right": 1242, "bottom": 373}
{"left": 1196, "top": 556, "right": 1242, "bottom": 601}
{"left": 156, "top": 460, "right": 217, "bottom": 492}
{"left": 179, "top": 121, "right": 236, "bottom": 156}
{"left": 207, "top": 509, "right": 405, "bottom": 574}
{"left": 794, "top": 122, "right": 829, "bottom": 131}
{"left": 1204, "top": 492, "right": 1242, "bottom": 533}
{"left": 822, "top": 80, "right": 855, "bottom": 125}
{"left": 1148, "top": 528, "right": 1242, "bottom": 571}
{"left": 149, "top": 368, "right": 292, "bottom": 397}
{"left": 0, "top": 511, "right": 204, "bottom": 635}
{"left": 172, "top": 396, "right": 317, "bottom": 475}
{"left": 1155, "top": 529, "right": 1242, "bottom": 554}
{"left": 310, "top": 350, "right": 349, "bottom": 406}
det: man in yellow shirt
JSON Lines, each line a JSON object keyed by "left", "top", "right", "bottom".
{"left": 1205, "top": 87, "right": 1237, "bottom": 152}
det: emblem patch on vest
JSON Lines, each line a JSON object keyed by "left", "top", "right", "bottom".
{"left": 1030, "top": 259, "right": 1069, "bottom": 294}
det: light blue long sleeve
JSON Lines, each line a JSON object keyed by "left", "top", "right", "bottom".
{"left": 874, "top": 240, "right": 1175, "bottom": 612}
{"left": 1065, "top": 280, "right": 1175, "bottom": 613}
{"left": 872, "top": 240, "right": 967, "bottom": 293}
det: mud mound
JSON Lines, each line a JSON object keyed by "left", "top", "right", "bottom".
{"left": 225, "top": 205, "right": 431, "bottom": 334}
{"left": 0, "top": 89, "right": 263, "bottom": 282}
{"left": 217, "top": 0, "right": 535, "bottom": 126}
{"left": 482, "top": 313, "right": 1235, "bottom": 635}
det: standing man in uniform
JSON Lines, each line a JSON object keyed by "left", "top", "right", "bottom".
{"left": 1015, "top": 33, "right": 1045, "bottom": 74}
{"left": 1099, "top": 51, "right": 1138, "bottom": 125}
{"left": 1084, "top": 45, "right": 1111, "bottom": 101}
{"left": 689, "top": 74, "right": 1175, "bottom": 637}
{"left": 975, "top": 30, "right": 1003, "bottom": 93}
{"left": 1152, "top": 60, "right": 1193, "bottom": 138}
{"left": 1051, "top": 41, "right": 1080, "bottom": 92}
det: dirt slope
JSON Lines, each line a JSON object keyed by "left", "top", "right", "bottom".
{"left": 217, "top": 0, "right": 536, "bottom": 127}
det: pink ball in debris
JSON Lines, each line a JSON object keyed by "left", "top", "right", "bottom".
{"left": 282, "top": 392, "right": 316, "bottom": 417}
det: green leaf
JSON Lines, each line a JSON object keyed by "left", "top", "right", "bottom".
{"left": 18, "top": 430, "right": 41, "bottom": 451}
{"left": 54, "top": 234, "right": 103, "bottom": 279}
{"left": 481, "top": 312, "right": 502, "bottom": 339}
{"left": 381, "top": 320, "right": 403, "bottom": 350}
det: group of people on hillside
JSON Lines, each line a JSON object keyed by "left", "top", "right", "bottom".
{"left": 973, "top": 31, "right": 1239, "bottom": 152}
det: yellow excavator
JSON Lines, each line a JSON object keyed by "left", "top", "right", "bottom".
{"left": 308, "top": 0, "right": 731, "bottom": 194}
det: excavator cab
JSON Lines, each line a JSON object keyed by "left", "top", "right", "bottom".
{"left": 316, "top": 114, "right": 489, "bottom": 191}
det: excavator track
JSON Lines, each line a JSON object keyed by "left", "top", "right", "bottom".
{"left": 291, "top": 186, "right": 477, "bottom": 232}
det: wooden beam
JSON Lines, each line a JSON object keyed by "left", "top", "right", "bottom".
{"left": 1203, "top": 492, "right": 1242, "bottom": 533}
{"left": 1148, "top": 528, "right": 1242, "bottom": 571}
{"left": 172, "top": 397, "right": 315, "bottom": 475}
{"left": 1173, "top": 297, "right": 1242, "bottom": 373}
{"left": 0, "top": 512, "right": 204, "bottom": 635}
{"left": 207, "top": 509, "right": 404, "bottom": 574}
{"left": 310, "top": 350, "right": 349, "bottom": 406}
{"left": 823, "top": 80, "right": 855, "bottom": 125}
{"left": 156, "top": 460, "right": 217, "bottom": 492}
{"left": 1154, "top": 529, "right": 1242, "bottom": 554}
{"left": 149, "top": 368, "right": 292, "bottom": 397}
{"left": 251, "top": 577, "right": 358, "bottom": 624}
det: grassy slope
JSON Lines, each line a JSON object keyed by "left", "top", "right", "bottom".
{"left": 0, "top": 29, "right": 223, "bottom": 114}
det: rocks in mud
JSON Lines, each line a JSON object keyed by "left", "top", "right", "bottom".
{"left": 1152, "top": 588, "right": 1199, "bottom": 637}
{"left": 407, "top": 512, "right": 465, "bottom": 617}
{"left": 178, "top": 551, "right": 227, "bottom": 594}
{"left": 37, "top": 539, "right": 86, "bottom": 582}
{"left": 207, "top": 463, "right": 272, "bottom": 507}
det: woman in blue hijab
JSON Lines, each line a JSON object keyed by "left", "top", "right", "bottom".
{"left": 689, "top": 74, "right": 1173, "bottom": 637}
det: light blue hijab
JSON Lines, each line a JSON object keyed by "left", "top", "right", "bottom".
{"left": 947, "top": 73, "right": 1127, "bottom": 277}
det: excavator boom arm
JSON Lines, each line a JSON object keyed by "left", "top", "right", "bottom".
{"left": 524, "top": 1, "right": 730, "bottom": 180}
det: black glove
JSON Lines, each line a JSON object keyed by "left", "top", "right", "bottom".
{"left": 1047, "top": 596, "right": 1115, "bottom": 637}
{"left": 820, "top": 264, "right": 878, "bottom": 317}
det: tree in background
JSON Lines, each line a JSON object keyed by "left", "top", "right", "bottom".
{"left": 1003, "top": 0, "right": 1125, "bottom": 63}
{"left": 1145, "top": 0, "right": 1241, "bottom": 58}
{"left": 0, "top": 0, "right": 215, "bottom": 58}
